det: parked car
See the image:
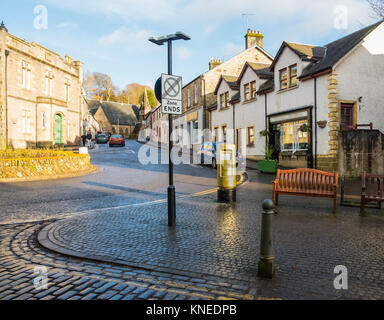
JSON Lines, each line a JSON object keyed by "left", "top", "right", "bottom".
{"left": 109, "top": 135, "right": 125, "bottom": 147}
{"left": 199, "top": 142, "right": 244, "bottom": 169}
{"left": 96, "top": 134, "right": 108, "bottom": 144}
{"left": 105, "top": 132, "right": 112, "bottom": 141}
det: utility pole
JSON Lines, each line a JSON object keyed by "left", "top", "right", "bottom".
{"left": 149, "top": 32, "right": 191, "bottom": 227}
{"left": 5, "top": 49, "right": 10, "bottom": 149}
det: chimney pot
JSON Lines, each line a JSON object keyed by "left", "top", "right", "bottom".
{"left": 245, "top": 28, "right": 264, "bottom": 49}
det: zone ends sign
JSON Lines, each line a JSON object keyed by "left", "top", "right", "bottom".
{"left": 163, "top": 99, "right": 182, "bottom": 114}
{"left": 161, "top": 74, "right": 182, "bottom": 115}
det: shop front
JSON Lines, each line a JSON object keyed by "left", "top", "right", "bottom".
{"left": 267, "top": 106, "right": 313, "bottom": 168}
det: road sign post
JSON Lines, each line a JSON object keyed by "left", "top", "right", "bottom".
{"left": 149, "top": 32, "right": 190, "bottom": 227}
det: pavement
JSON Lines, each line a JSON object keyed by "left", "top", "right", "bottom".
{"left": 1, "top": 140, "right": 384, "bottom": 300}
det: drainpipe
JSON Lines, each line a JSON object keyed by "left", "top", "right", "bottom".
{"left": 264, "top": 93, "right": 268, "bottom": 149}
{"left": 313, "top": 76, "right": 318, "bottom": 169}
{"left": 233, "top": 101, "right": 235, "bottom": 146}
{"left": 35, "top": 103, "right": 38, "bottom": 148}
{"left": 202, "top": 77, "right": 206, "bottom": 143}
{"left": 5, "top": 49, "right": 9, "bottom": 149}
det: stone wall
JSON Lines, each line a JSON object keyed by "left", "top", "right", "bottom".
{"left": 0, "top": 151, "right": 90, "bottom": 179}
{"left": 338, "top": 130, "right": 384, "bottom": 178}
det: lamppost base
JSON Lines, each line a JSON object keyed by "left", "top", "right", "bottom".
{"left": 168, "top": 185, "right": 176, "bottom": 227}
{"left": 217, "top": 188, "right": 236, "bottom": 203}
{"left": 258, "top": 258, "right": 275, "bottom": 279}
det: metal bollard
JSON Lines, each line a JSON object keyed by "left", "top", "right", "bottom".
{"left": 258, "top": 199, "right": 275, "bottom": 279}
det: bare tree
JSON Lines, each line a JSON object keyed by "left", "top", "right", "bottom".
{"left": 368, "top": 0, "right": 384, "bottom": 19}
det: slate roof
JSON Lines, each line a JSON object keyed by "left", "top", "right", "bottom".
{"left": 300, "top": 20, "right": 383, "bottom": 78}
{"left": 270, "top": 41, "right": 326, "bottom": 70}
{"left": 257, "top": 78, "right": 274, "bottom": 94}
{"left": 214, "top": 75, "right": 239, "bottom": 95}
{"left": 237, "top": 62, "right": 273, "bottom": 83}
{"left": 230, "top": 91, "right": 240, "bottom": 103}
{"left": 86, "top": 100, "right": 102, "bottom": 116}
{"left": 284, "top": 42, "right": 324, "bottom": 60}
{"left": 222, "top": 75, "right": 239, "bottom": 88}
{"left": 87, "top": 100, "right": 140, "bottom": 126}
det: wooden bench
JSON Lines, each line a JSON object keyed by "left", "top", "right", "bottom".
{"left": 272, "top": 168, "right": 339, "bottom": 213}
{"left": 360, "top": 172, "right": 384, "bottom": 215}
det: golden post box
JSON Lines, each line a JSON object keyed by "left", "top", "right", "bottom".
{"left": 217, "top": 143, "right": 237, "bottom": 203}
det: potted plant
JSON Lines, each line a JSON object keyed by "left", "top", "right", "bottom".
{"left": 258, "top": 146, "right": 278, "bottom": 173}
{"left": 259, "top": 130, "right": 270, "bottom": 137}
{"left": 298, "top": 124, "right": 311, "bottom": 133}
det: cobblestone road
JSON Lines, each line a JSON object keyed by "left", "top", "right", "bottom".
{"left": 0, "top": 222, "right": 260, "bottom": 300}
{"left": 1, "top": 141, "right": 384, "bottom": 300}
{"left": 37, "top": 179, "right": 384, "bottom": 300}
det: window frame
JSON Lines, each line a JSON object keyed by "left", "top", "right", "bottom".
{"left": 222, "top": 125, "right": 227, "bottom": 142}
{"left": 244, "top": 83, "right": 250, "bottom": 101}
{"left": 22, "top": 61, "right": 31, "bottom": 90}
{"left": 289, "top": 64, "right": 298, "bottom": 88}
{"left": 247, "top": 126, "right": 255, "bottom": 146}
{"left": 279, "top": 68, "right": 288, "bottom": 90}
{"left": 193, "top": 83, "right": 198, "bottom": 105}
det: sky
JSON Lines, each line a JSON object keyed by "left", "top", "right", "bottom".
{"left": 1, "top": 0, "right": 379, "bottom": 91}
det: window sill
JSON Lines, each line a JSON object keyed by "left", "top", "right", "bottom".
{"left": 277, "top": 85, "right": 299, "bottom": 94}
{"left": 247, "top": 143, "right": 255, "bottom": 147}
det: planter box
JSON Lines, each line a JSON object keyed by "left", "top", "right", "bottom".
{"left": 258, "top": 160, "right": 278, "bottom": 173}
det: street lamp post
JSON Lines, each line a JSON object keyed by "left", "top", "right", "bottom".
{"left": 149, "top": 32, "right": 191, "bottom": 227}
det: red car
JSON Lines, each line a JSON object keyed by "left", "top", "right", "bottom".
{"left": 109, "top": 135, "right": 125, "bottom": 147}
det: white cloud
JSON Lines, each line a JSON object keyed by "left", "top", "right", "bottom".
{"left": 175, "top": 47, "right": 192, "bottom": 60}
{"left": 98, "top": 26, "right": 155, "bottom": 52}
{"left": 42, "top": 0, "right": 373, "bottom": 38}
{"left": 56, "top": 22, "right": 78, "bottom": 29}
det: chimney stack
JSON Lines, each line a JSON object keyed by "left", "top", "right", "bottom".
{"left": 245, "top": 29, "right": 264, "bottom": 49}
{"left": 209, "top": 58, "right": 222, "bottom": 70}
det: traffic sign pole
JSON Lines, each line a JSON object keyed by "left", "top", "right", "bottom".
{"left": 149, "top": 32, "right": 190, "bottom": 228}
{"left": 167, "top": 39, "right": 176, "bottom": 227}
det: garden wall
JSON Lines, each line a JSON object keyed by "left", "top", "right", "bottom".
{"left": 0, "top": 150, "right": 91, "bottom": 179}
{"left": 338, "top": 130, "right": 384, "bottom": 178}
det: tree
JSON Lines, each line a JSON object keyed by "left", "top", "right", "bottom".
{"left": 368, "top": 0, "right": 384, "bottom": 19}
{"left": 146, "top": 90, "right": 158, "bottom": 108}
{"left": 138, "top": 89, "right": 158, "bottom": 109}
{"left": 84, "top": 72, "right": 117, "bottom": 101}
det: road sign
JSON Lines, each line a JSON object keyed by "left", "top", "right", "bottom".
{"left": 161, "top": 74, "right": 182, "bottom": 115}
{"left": 154, "top": 77, "right": 162, "bottom": 102}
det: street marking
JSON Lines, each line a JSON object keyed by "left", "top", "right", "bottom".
{"left": 0, "top": 187, "right": 218, "bottom": 226}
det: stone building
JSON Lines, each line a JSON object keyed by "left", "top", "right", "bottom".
{"left": 87, "top": 100, "right": 140, "bottom": 138}
{"left": 0, "top": 22, "right": 86, "bottom": 148}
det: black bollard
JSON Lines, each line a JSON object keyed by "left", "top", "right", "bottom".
{"left": 258, "top": 199, "right": 275, "bottom": 279}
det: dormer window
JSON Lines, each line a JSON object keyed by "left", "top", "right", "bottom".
{"left": 220, "top": 92, "right": 229, "bottom": 109}
{"left": 279, "top": 64, "right": 298, "bottom": 90}
{"left": 244, "top": 81, "right": 257, "bottom": 101}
